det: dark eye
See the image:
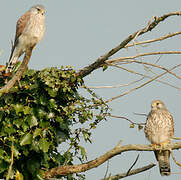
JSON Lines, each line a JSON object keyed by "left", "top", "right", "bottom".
{"left": 156, "top": 102, "right": 159, "bottom": 106}
{"left": 37, "top": 8, "right": 41, "bottom": 11}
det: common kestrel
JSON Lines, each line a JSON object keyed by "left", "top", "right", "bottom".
{"left": 6, "top": 4, "right": 45, "bottom": 72}
{"left": 144, "top": 100, "right": 174, "bottom": 176}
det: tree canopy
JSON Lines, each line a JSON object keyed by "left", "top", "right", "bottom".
{"left": 0, "top": 66, "right": 108, "bottom": 179}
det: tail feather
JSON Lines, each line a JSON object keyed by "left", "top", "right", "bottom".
{"left": 6, "top": 39, "right": 18, "bottom": 73}
{"left": 159, "top": 159, "right": 171, "bottom": 176}
{"left": 6, "top": 55, "right": 18, "bottom": 73}
{"left": 154, "top": 150, "right": 171, "bottom": 176}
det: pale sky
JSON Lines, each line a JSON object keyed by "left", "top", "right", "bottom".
{"left": 1, "top": 1, "right": 181, "bottom": 180}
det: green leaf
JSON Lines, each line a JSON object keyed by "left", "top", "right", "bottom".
{"left": 79, "top": 146, "right": 87, "bottom": 160}
{"left": 27, "top": 115, "right": 38, "bottom": 128}
{"left": 49, "top": 98, "right": 57, "bottom": 109}
{"left": 0, "top": 149, "right": 5, "bottom": 159}
{"left": 14, "top": 104, "right": 24, "bottom": 114}
{"left": 36, "top": 108, "right": 47, "bottom": 119}
{"left": 15, "top": 171, "right": 24, "bottom": 180}
{"left": 22, "top": 122, "right": 29, "bottom": 132}
{"left": 23, "top": 106, "right": 31, "bottom": 115}
{"left": 46, "top": 87, "right": 57, "bottom": 97}
{"left": 33, "top": 128, "right": 42, "bottom": 138}
{"left": 102, "top": 64, "right": 108, "bottom": 71}
{"left": 39, "top": 138, "right": 50, "bottom": 153}
{"left": 20, "top": 133, "right": 32, "bottom": 146}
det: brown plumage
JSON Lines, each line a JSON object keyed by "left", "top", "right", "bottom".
{"left": 7, "top": 4, "right": 45, "bottom": 73}
{"left": 144, "top": 100, "right": 174, "bottom": 176}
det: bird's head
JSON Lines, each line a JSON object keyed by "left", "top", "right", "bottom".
{"left": 30, "top": 4, "right": 45, "bottom": 15}
{"left": 151, "top": 100, "right": 167, "bottom": 110}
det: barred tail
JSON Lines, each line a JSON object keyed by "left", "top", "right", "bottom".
{"left": 6, "top": 55, "right": 18, "bottom": 73}
{"left": 155, "top": 150, "right": 171, "bottom": 176}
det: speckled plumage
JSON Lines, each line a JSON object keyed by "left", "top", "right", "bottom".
{"left": 7, "top": 4, "right": 45, "bottom": 72}
{"left": 144, "top": 100, "right": 174, "bottom": 176}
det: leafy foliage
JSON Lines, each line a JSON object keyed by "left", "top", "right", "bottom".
{"left": 0, "top": 67, "right": 109, "bottom": 179}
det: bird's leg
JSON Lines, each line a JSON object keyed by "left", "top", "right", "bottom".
{"left": 149, "top": 143, "right": 160, "bottom": 150}
{"left": 160, "top": 140, "right": 171, "bottom": 149}
{"left": 158, "top": 141, "right": 170, "bottom": 153}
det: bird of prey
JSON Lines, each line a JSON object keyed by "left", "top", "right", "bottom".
{"left": 6, "top": 4, "right": 45, "bottom": 72}
{"left": 144, "top": 100, "right": 174, "bottom": 176}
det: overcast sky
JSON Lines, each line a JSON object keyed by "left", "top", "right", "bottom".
{"left": 1, "top": 1, "right": 181, "bottom": 180}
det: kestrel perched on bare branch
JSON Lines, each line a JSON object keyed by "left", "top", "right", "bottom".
{"left": 144, "top": 100, "right": 174, "bottom": 176}
{"left": 6, "top": 4, "right": 45, "bottom": 72}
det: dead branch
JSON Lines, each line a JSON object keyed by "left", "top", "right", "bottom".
{"left": 133, "top": 112, "right": 147, "bottom": 117}
{"left": 103, "top": 160, "right": 110, "bottom": 179}
{"left": 43, "top": 142, "right": 181, "bottom": 179}
{"left": 105, "top": 64, "right": 181, "bottom": 103}
{"left": 102, "top": 163, "right": 156, "bottom": 180}
{"left": 105, "top": 114, "right": 145, "bottom": 126}
{"left": 107, "top": 60, "right": 181, "bottom": 81}
{"left": 126, "top": 154, "right": 140, "bottom": 176}
{"left": 84, "top": 77, "right": 144, "bottom": 89}
{"left": 125, "top": 31, "right": 181, "bottom": 48}
{"left": 108, "top": 63, "right": 181, "bottom": 90}
{"left": 0, "top": 47, "right": 33, "bottom": 94}
{"left": 170, "top": 150, "right": 181, "bottom": 167}
{"left": 76, "top": 11, "right": 181, "bottom": 78}
{"left": 107, "top": 51, "right": 181, "bottom": 63}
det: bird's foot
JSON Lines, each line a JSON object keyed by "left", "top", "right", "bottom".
{"left": 149, "top": 143, "right": 160, "bottom": 150}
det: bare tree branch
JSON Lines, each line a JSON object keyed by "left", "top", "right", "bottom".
{"left": 108, "top": 63, "right": 181, "bottom": 90}
{"left": 0, "top": 47, "right": 33, "bottom": 94}
{"left": 103, "top": 160, "right": 110, "bottom": 179}
{"left": 85, "top": 77, "right": 144, "bottom": 89}
{"left": 105, "top": 64, "right": 181, "bottom": 103}
{"left": 105, "top": 114, "right": 145, "bottom": 126}
{"left": 43, "top": 142, "right": 181, "bottom": 179}
{"left": 133, "top": 112, "right": 147, "bottom": 117}
{"left": 126, "top": 154, "right": 140, "bottom": 176}
{"left": 102, "top": 163, "right": 156, "bottom": 180}
{"left": 125, "top": 31, "right": 181, "bottom": 48}
{"left": 170, "top": 150, "right": 181, "bottom": 167}
{"left": 76, "top": 11, "right": 181, "bottom": 78}
{"left": 107, "top": 51, "right": 181, "bottom": 63}
{"left": 107, "top": 61, "right": 181, "bottom": 80}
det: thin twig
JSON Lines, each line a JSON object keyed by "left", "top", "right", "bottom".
{"left": 105, "top": 64, "right": 181, "bottom": 103}
{"left": 125, "top": 31, "right": 181, "bottom": 48}
{"left": 170, "top": 150, "right": 181, "bottom": 167}
{"left": 108, "top": 63, "right": 181, "bottom": 90}
{"left": 102, "top": 163, "right": 156, "bottom": 180}
{"left": 173, "top": 137, "right": 181, "bottom": 140}
{"left": 133, "top": 112, "right": 147, "bottom": 117}
{"left": 126, "top": 154, "right": 140, "bottom": 176}
{"left": 108, "top": 60, "right": 181, "bottom": 81}
{"left": 104, "top": 160, "right": 110, "bottom": 179}
{"left": 84, "top": 77, "right": 144, "bottom": 89}
{"left": 106, "top": 114, "right": 145, "bottom": 125}
{"left": 107, "top": 51, "right": 181, "bottom": 63}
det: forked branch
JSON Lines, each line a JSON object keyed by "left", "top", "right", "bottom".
{"left": 43, "top": 142, "right": 181, "bottom": 179}
{"left": 76, "top": 11, "right": 181, "bottom": 78}
{"left": 102, "top": 163, "right": 156, "bottom": 180}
